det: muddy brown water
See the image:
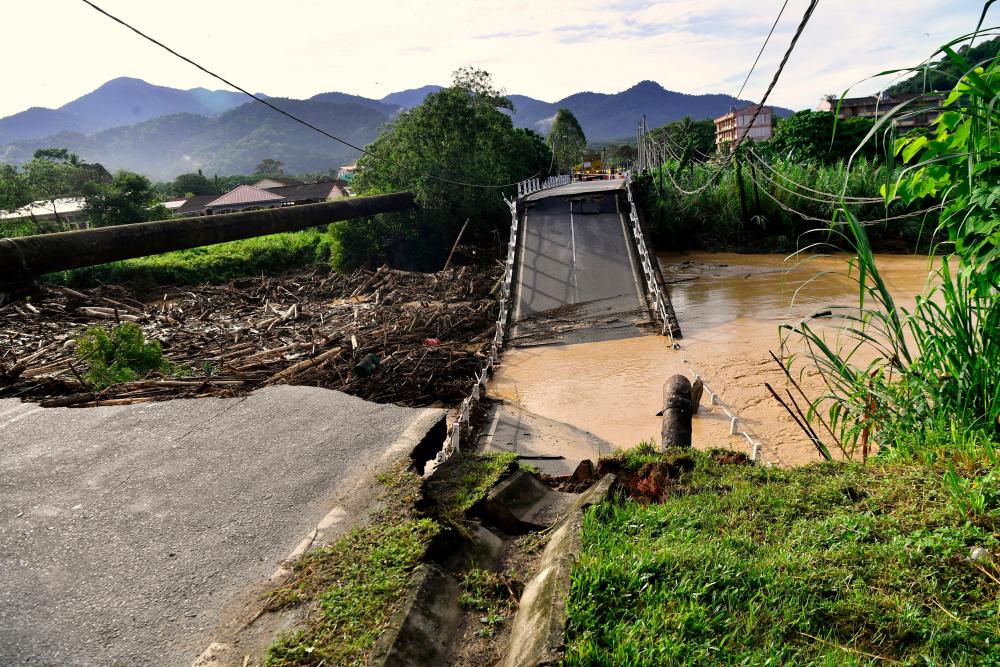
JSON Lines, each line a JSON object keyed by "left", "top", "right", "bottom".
{"left": 491, "top": 252, "right": 938, "bottom": 466}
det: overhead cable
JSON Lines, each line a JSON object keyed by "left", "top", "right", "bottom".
{"left": 735, "top": 0, "right": 791, "bottom": 101}
{"left": 79, "top": 0, "right": 537, "bottom": 190}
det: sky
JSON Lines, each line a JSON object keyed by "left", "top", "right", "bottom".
{"left": 1, "top": 0, "right": 989, "bottom": 118}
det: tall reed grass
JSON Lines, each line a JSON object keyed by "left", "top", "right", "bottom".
{"left": 782, "top": 23, "right": 999, "bottom": 473}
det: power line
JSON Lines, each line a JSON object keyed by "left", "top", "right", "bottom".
{"left": 746, "top": 148, "right": 885, "bottom": 203}
{"left": 78, "top": 0, "right": 535, "bottom": 191}
{"left": 735, "top": 0, "right": 790, "bottom": 101}
{"left": 746, "top": 169, "right": 942, "bottom": 225}
{"left": 641, "top": 0, "right": 822, "bottom": 197}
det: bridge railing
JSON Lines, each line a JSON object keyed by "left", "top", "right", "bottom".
{"left": 431, "top": 197, "right": 521, "bottom": 468}
{"left": 623, "top": 170, "right": 674, "bottom": 341}
{"left": 516, "top": 173, "right": 570, "bottom": 198}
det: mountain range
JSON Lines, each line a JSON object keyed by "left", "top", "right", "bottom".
{"left": 0, "top": 77, "right": 793, "bottom": 181}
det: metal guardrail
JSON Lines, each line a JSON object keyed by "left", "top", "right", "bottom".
{"left": 516, "top": 174, "right": 570, "bottom": 198}
{"left": 687, "top": 367, "right": 770, "bottom": 465}
{"left": 623, "top": 170, "right": 673, "bottom": 341}
{"left": 429, "top": 196, "right": 521, "bottom": 468}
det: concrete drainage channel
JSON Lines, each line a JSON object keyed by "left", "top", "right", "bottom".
{"left": 370, "top": 461, "right": 617, "bottom": 667}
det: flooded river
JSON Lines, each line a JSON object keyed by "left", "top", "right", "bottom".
{"left": 490, "top": 252, "right": 937, "bottom": 466}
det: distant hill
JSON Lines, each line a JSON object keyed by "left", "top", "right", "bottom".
{"left": 0, "top": 77, "right": 794, "bottom": 179}
{"left": 0, "top": 107, "right": 96, "bottom": 146}
{"left": 0, "top": 77, "right": 248, "bottom": 143}
{"left": 379, "top": 85, "right": 443, "bottom": 109}
{"left": 0, "top": 99, "right": 389, "bottom": 181}
{"left": 886, "top": 35, "right": 999, "bottom": 95}
{"left": 309, "top": 91, "right": 399, "bottom": 116}
{"left": 508, "top": 81, "right": 793, "bottom": 140}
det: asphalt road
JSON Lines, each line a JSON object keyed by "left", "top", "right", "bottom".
{"left": 515, "top": 194, "right": 645, "bottom": 319}
{"left": 522, "top": 178, "right": 625, "bottom": 201}
{"left": 0, "top": 386, "right": 443, "bottom": 666}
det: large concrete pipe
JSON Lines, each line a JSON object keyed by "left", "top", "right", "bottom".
{"left": 0, "top": 192, "right": 416, "bottom": 282}
{"left": 661, "top": 374, "right": 693, "bottom": 448}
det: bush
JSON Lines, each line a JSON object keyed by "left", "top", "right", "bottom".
{"left": 75, "top": 322, "right": 169, "bottom": 389}
{"left": 641, "top": 157, "right": 936, "bottom": 251}
{"left": 46, "top": 229, "right": 332, "bottom": 286}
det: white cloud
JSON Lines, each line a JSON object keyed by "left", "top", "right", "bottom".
{"left": 0, "top": 0, "right": 990, "bottom": 117}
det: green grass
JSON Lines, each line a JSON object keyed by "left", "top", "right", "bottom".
{"left": 423, "top": 452, "right": 518, "bottom": 530}
{"left": 264, "top": 518, "right": 440, "bottom": 666}
{"left": 44, "top": 229, "right": 333, "bottom": 287}
{"left": 564, "top": 449, "right": 1000, "bottom": 666}
{"left": 458, "top": 567, "right": 519, "bottom": 637}
{"left": 260, "top": 455, "right": 521, "bottom": 665}
{"left": 263, "top": 468, "right": 437, "bottom": 666}
{"left": 639, "top": 157, "right": 934, "bottom": 252}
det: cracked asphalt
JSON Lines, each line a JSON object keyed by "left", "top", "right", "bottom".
{"left": 0, "top": 385, "right": 442, "bottom": 666}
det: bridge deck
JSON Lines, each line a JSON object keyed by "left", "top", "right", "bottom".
{"left": 522, "top": 178, "right": 625, "bottom": 201}
{"left": 514, "top": 191, "right": 648, "bottom": 333}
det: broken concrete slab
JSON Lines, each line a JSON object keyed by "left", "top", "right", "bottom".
{"left": 484, "top": 469, "right": 574, "bottom": 534}
{"left": 479, "top": 403, "right": 614, "bottom": 476}
{"left": 367, "top": 564, "right": 463, "bottom": 667}
{"left": 501, "top": 474, "right": 617, "bottom": 667}
{"left": 0, "top": 386, "right": 445, "bottom": 667}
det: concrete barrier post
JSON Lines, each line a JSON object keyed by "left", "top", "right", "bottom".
{"left": 661, "top": 374, "right": 692, "bottom": 449}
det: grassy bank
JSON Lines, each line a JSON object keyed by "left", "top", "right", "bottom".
{"left": 565, "top": 448, "right": 1000, "bottom": 666}
{"left": 262, "top": 452, "right": 517, "bottom": 666}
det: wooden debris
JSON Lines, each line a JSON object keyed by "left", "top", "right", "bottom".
{"left": 1, "top": 263, "right": 500, "bottom": 408}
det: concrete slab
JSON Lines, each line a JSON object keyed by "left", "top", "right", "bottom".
{"left": 0, "top": 386, "right": 444, "bottom": 667}
{"left": 478, "top": 403, "right": 614, "bottom": 476}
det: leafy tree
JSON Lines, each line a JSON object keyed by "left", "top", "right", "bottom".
{"left": 512, "top": 128, "right": 552, "bottom": 179}
{"left": 33, "top": 148, "right": 78, "bottom": 164}
{"left": 172, "top": 170, "right": 221, "bottom": 197}
{"left": 766, "top": 110, "right": 878, "bottom": 163}
{"left": 351, "top": 67, "right": 550, "bottom": 269}
{"left": 84, "top": 170, "right": 168, "bottom": 228}
{"left": 548, "top": 108, "right": 586, "bottom": 173}
{"left": 254, "top": 159, "right": 285, "bottom": 177}
{"left": 601, "top": 144, "right": 636, "bottom": 169}
{"left": 0, "top": 164, "right": 32, "bottom": 215}
{"left": 650, "top": 117, "right": 716, "bottom": 163}
{"left": 21, "top": 156, "right": 75, "bottom": 228}
{"left": 887, "top": 36, "right": 999, "bottom": 95}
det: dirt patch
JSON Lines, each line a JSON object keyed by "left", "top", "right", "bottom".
{"left": 0, "top": 263, "right": 500, "bottom": 407}
{"left": 708, "top": 449, "right": 752, "bottom": 466}
{"left": 597, "top": 456, "right": 691, "bottom": 503}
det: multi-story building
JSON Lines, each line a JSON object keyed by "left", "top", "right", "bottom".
{"left": 714, "top": 105, "right": 774, "bottom": 153}
{"left": 816, "top": 92, "right": 946, "bottom": 131}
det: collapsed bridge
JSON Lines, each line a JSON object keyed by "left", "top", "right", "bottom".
{"left": 509, "top": 175, "right": 680, "bottom": 345}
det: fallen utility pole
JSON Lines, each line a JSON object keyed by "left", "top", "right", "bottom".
{"left": 0, "top": 192, "right": 416, "bottom": 283}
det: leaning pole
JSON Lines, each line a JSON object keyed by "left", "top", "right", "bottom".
{"left": 0, "top": 192, "right": 416, "bottom": 284}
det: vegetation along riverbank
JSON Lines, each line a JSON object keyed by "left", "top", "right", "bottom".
{"left": 561, "top": 20, "right": 1000, "bottom": 666}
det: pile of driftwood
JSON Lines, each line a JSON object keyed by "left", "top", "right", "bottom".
{"left": 0, "top": 264, "right": 502, "bottom": 408}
